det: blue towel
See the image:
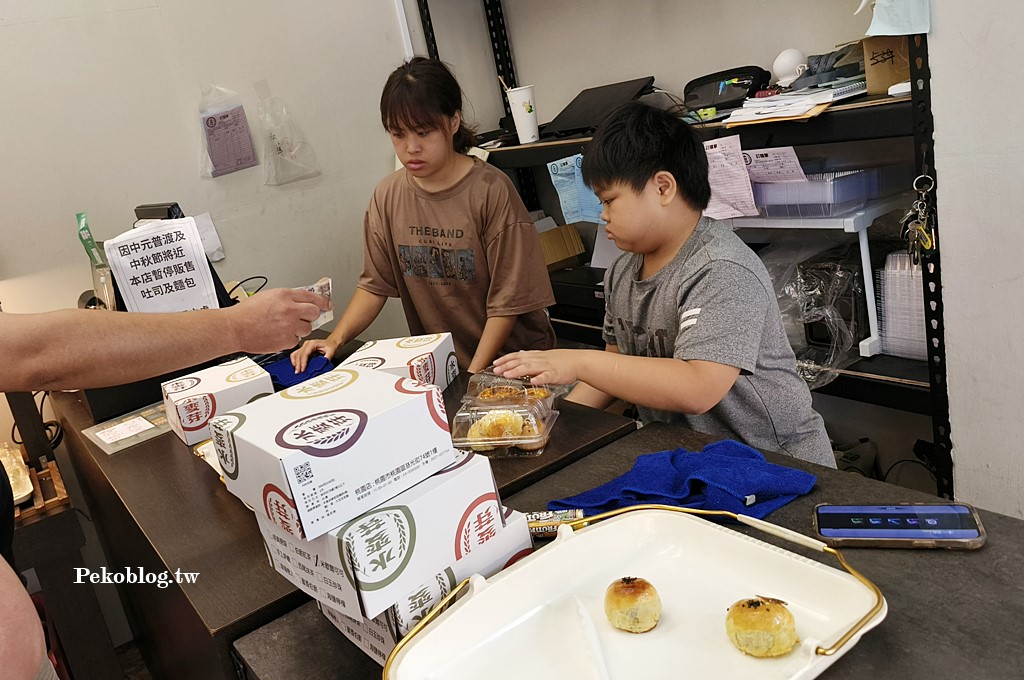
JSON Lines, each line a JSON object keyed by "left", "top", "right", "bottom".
{"left": 264, "top": 354, "right": 334, "bottom": 390}
{"left": 548, "top": 440, "right": 816, "bottom": 519}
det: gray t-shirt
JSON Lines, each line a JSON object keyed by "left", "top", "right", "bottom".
{"left": 602, "top": 216, "right": 834, "bottom": 467}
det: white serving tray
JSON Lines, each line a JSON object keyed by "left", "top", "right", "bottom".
{"left": 386, "top": 507, "right": 886, "bottom": 680}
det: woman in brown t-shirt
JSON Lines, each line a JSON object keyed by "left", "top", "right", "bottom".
{"left": 292, "top": 58, "right": 555, "bottom": 373}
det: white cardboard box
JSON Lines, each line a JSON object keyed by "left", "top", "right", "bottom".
{"left": 341, "top": 333, "right": 459, "bottom": 391}
{"left": 161, "top": 357, "right": 273, "bottom": 445}
{"left": 256, "top": 510, "right": 362, "bottom": 619}
{"left": 210, "top": 365, "right": 455, "bottom": 540}
{"left": 338, "top": 451, "right": 504, "bottom": 618}
{"left": 321, "top": 509, "right": 533, "bottom": 666}
{"left": 250, "top": 452, "right": 512, "bottom": 620}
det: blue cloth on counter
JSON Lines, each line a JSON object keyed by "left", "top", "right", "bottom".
{"left": 264, "top": 354, "right": 333, "bottom": 390}
{"left": 548, "top": 440, "right": 816, "bottom": 519}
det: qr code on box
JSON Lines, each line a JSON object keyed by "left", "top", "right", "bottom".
{"left": 294, "top": 461, "right": 313, "bottom": 484}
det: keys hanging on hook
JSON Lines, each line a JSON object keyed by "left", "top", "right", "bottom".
{"left": 910, "top": 175, "right": 936, "bottom": 259}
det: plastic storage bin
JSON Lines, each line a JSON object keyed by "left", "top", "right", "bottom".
{"left": 753, "top": 164, "right": 914, "bottom": 218}
{"left": 754, "top": 170, "right": 871, "bottom": 218}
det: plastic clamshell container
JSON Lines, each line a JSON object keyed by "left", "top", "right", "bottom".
{"left": 463, "top": 371, "right": 568, "bottom": 411}
{"left": 451, "top": 401, "right": 558, "bottom": 458}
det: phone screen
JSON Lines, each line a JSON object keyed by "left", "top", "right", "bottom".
{"left": 815, "top": 504, "right": 981, "bottom": 540}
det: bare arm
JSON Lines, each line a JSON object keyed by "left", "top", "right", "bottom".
{"left": 291, "top": 288, "right": 387, "bottom": 372}
{"left": 467, "top": 315, "right": 518, "bottom": 373}
{"left": 565, "top": 344, "right": 619, "bottom": 410}
{"left": 0, "top": 288, "right": 330, "bottom": 392}
{"left": 492, "top": 348, "right": 740, "bottom": 415}
{"left": 1, "top": 554, "right": 50, "bottom": 680}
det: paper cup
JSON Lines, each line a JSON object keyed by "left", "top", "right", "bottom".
{"left": 506, "top": 85, "right": 539, "bottom": 145}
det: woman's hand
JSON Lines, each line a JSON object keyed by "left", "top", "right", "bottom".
{"left": 290, "top": 337, "right": 340, "bottom": 373}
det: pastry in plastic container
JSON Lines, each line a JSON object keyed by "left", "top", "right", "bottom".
{"left": 463, "top": 370, "right": 569, "bottom": 411}
{"left": 451, "top": 400, "right": 558, "bottom": 458}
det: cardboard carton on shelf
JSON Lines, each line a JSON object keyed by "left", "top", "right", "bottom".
{"left": 837, "top": 35, "right": 911, "bottom": 96}
{"left": 161, "top": 357, "right": 272, "bottom": 446}
{"left": 539, "top": 222, "right": 586, "bottom": 272}
{"left": 210, "top": 365, "right": 455, "bottom": 540}
{"left": 341, "top": 333, "right": 459, "bottom": 391}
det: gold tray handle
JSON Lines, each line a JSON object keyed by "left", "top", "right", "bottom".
{"left": 382, "top": 576, "right": 473, "bottom": 679}
{"left": 383, "top": 504, "right": 885, "bottom": 677}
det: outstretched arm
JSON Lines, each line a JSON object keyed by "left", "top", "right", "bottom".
{"left": 468, "top": 315, "right": 518, "bottom": 373}
{"left": 0, "top": 288, "right": 330, "bottom": 392}
{"left": 492, "top": 348, "right": 740, "bottom": 415}
{"left": 291, "top": 288, "right": 387, "bottom": 372}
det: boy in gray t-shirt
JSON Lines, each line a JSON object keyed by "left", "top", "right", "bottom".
{"left": 493, "top": 102, "right": 834, "bottom": 467}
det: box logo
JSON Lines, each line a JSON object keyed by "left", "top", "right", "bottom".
{"left": 263, "top": 483, "right": 302, "bottom": 536}
{"left": 226, "top": 365, "right": 266, "bottom": 382}
{"left": 407, "top": 352, "right": 436, "bottom": 384}
{"left": 282, "top": 368, "right": 359, "bottom": 399}
{"left": 164, "top": 376, "right": 200, "bottom": 393}
{"left": 180, "top": 394, "right": 217, "bottom": 431}
{"left": 393, "top": 378, "right": 449, "bottom": 432}
{"left": 340, "top": 506, "right": 416, "bottom": 591}
{"left": 437, "top": 450, "right": 471, "bottom": 474}
{"left": 394, "top": 567, "right": 457, "bottom": 636}
{"left": 210, "top": 413, "right": 245, "bottom": 480}
{"left": 276, "top": 409, "right": 368, "bottom": 458}
{"left": 396, "top": 334, "right": 441, "bottom": 349}
{"left": 445, "top": 351, "right": 459, "bottom": 385}
{"left": 356, "top": 340, "right": 376, "bottom": 352}
{"left": 503, "top": 548, "right": 534, "bottom": 569}
{"left": 346, "top": 356, "right": 386, "bottom": 370}
{"left": 455, "top": 492, "right": 501, "bottom": 560}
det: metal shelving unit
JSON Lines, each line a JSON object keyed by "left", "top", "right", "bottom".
{"left": 413, "top": 4, "right": 951, "bottom": 495}
{"left": 726, "top": 193, "right": 913, "bottom": 358}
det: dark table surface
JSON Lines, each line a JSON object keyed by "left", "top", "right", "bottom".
{"left": 234, "top": 423, "right": 1024, "bottom": 680}
{"left": 52, "top": 366, "right": 633, "bottom": 680}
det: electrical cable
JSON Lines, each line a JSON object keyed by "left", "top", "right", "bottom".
{"left": 10, "top": 391, "right": 63, "bottom": 451}
{"left": 882, "top": 457, "right": 935, "bottom": 483}
{"left": 227, "top": 275, "right": 268, "bottom": 299}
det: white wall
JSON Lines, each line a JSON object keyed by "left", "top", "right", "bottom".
{"left": 431, "top": 1, "right": 1024, "bottom": 516}
{"left": 0, "top": 1, "right": 425, "bottom": 435}
{"left": 929, "top": 3, "right": 1024, "bottom": 518}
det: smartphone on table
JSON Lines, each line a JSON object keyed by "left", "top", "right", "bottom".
{"left": 812, "top": 502, "right": 986, "bottom": 549}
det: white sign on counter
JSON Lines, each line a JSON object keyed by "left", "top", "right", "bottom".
{"left": 104, "top": 217, "right": 219, "bottom": 313}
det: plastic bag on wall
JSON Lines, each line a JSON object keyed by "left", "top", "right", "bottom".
{"left": 199, "top": 85, "right": 259, "bottom": 178}
{"left": 255, "top": 81, "right": 321, "bottom": 186}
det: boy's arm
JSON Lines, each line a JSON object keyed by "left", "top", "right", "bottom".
{"left": 565, "top": 344, "right": 619, "bottom": 410}
{"left": 468, "top": 315, "right": 518, "bottom": 373}
{"left": 493, "top": 349, "right": 740, "bottom": 415}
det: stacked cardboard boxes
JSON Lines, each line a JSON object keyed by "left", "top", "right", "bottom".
{"left": 161, "top": 357, "right": 273, "bottom": 445}
{"left": 209, "top": 336, "right": 533, "bottom": 664}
